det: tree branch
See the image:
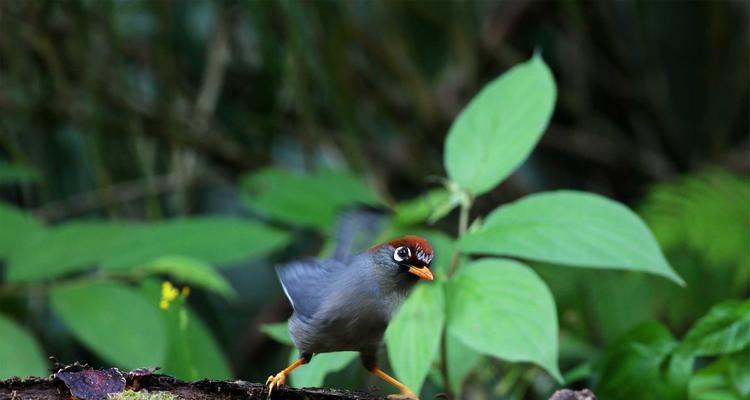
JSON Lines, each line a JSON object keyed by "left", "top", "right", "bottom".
{"left": 0, "top": 375, "right": 596, "bottom": 400}
{"left": 0, "top": 375, "right": 380, "bottom": 400}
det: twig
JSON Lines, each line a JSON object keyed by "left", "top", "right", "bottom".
{"left": 440, "top": 194, "right": 473, "bottom": 398}
{"left": 191, "top": 13, "right": 230, "bottom": 136}
{"left": 32, "top": 174, "right": 185, "bottom": 222}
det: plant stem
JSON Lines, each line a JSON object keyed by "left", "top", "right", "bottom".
{"left": 447, "top": 196, "right": 471, "bottom": 278}
{"left": 458, "top": 199, "right": 470, "bottom": 237}
{"left": 440, "top": 194, "right": 473, "bottom": 399}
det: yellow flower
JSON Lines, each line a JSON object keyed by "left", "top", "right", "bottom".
{"left": 159, "top": 281, "right": 192, "bottom": 310}
{"left": 162, "top": 281, "right": 179, "bottom": 301}
{"left": 160, "top": 281, "right": 180, "bottom": 310}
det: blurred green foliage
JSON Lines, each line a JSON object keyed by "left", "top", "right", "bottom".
{"left": 0, "top": 1, "right": 748, "bottom": 400}
{"left": 241, "top": 167, "right": 382, "bottom": 232}
{"left": 0, "top": 200, "right": 292, "bottom": 379}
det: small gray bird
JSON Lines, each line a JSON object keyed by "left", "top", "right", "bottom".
{"left": 266, "top": 235, "right": 434, "bottom": 399}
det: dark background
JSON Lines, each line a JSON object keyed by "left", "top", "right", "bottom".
{"left": 0, "top": 1, "right": 748, "bottom": 399}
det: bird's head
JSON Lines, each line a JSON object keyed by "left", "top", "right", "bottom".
{"left": 371, "top": 235, "right": 434, "bottom": 281}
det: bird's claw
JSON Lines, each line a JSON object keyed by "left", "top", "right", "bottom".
{"left": 265, "top": 372, "right": 286, "bottom": 398}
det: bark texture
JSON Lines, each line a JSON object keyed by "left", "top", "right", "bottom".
{"left": 1, "top": 373, "right": 596, "bottom": 400}
{"left": 0, "top": 375, "right": 379, "bottom": 400}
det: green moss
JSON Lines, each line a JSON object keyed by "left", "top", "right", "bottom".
{"left": 107, "top": 390, "right": 179, "bottom": 400}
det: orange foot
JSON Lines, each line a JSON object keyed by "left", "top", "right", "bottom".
{"left": 265, "top": 372, "right": 286, "bottom": 397}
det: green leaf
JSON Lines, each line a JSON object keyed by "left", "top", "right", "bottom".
{"left": 446, "top": 258, "right": 561, "bottom": 381}
{"left": 690, "top": 371, "right": 739, "bottom": 400}
{"left": 563, "top": 362, "right": 593, "bottom": 384}
{"left": 385, "top": 283, "right": 445, "bottom": 394}
{"left": 687, "top": 353, "right": 750, "bottom": 398}
{"left": 101, "top": 217, "right": 290, "bottom": 270}
{"left": 139, "top": 279, "right": 231, "bottom": 380}
{"left": 0, "top": 203, "right": 42, "bottom": 260}
{"left": 162, "top": 309, "right": 232, "bottom": 380}
{"left": 7, "top": 218, "right": 290, "bottom": 282}
{"left": 688, "top": 353, "right": 750, "bottom": 399}
{"left": 664, "top": 351, "right": 695, "bottom": 399}
{"left": 0, "top": 314, "right": 48, "bottom": 379}
{"left": 458, "top": 191, "right": 684, "bottom": 285}
{"left": 729, "top": 351, "right": 750, "bottom": 396}
{"left": 392, "top": 189, "right": 453, "bottom": 226}
{"left": 288, "top": 350, "right": 358, "bottom": 388}
{"left": 7, "top": 222, "right": 138, "bottom": 282}
{"left": 0, "top": 161, "right": 41, "bottom": 184}
{"left": 595, "top": 321, "right": 686, "bottom": 400}
{"left": 681, "top": 299, "right": 750, "bottom": 356}
{"left": 444, "top": 54, "right": 556, "bottom": 196}
{"left": 260, "top": 322, "right": 293, "bottom": 346}
{"left": 641, "top": 169, "right": 750, "bottom": 268}
{"left": 241, "top": 168, "right": 381, "bottom": 231}
{"left": 50, "top": 281, "right": 167, "bottom": 369}
{"left": 137, "top": 255, "right": 236, "bottom": 300}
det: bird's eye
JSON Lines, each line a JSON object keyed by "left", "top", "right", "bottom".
{"left": 394, "top": 246, "right": 411, "bottom": 262}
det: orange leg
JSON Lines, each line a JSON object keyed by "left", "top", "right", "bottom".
{"left": 266, "top": 358, "right": 307, "bottom": 397}
{"left": 370, "top": 367, "right": 418, "bottom": 399}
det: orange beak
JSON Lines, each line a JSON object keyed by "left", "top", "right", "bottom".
{"left": 408, "top": 265, "right": 434, "bottom": 281}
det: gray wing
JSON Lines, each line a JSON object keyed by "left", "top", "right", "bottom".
{"left": 275, "top": 258, "right": 346, "bottom": 320}
{"left": 331, "top": 206, "right": 388, "bottom": 261}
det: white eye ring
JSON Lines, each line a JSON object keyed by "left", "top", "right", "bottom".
{"left": 394, "top": 246, "right": 411, "bottom": 262}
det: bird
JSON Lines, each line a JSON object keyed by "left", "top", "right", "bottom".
{"left": 266, "top": 235, "right": 434, "bottom": 399}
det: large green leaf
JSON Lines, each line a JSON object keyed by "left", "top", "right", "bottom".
{"left": 444, "top": 54, "right": 556, "bottom": 196}
{"left": 7, "top": 222, "right": 138, "bottom": 282}
{"left": 595, "top": 321, "right": 689, "bottom": 400}
{"left": 458, "top": 191, "right": 684, "bottom": 285}
{"left": 0, "top": 314, "right": 48, "bottom": 379}
{"left": 0, "top": 203, "right": 42, "bottom": 259}
{"left": 288, "top": 350, "right": 358, "bottom": 388}
{"left": 681, "top": 299, "right": 750, "bottom": 356}
{"left": 7, "top": 218, "right": 290, "bottom": 282}
{"left": 385, "top": 283, "right": 445, "bottom": 394}
{"left": 50, "top": 281, "right": 167, "bottom": 369}
{"left": 446, "top": 259, "right": 561, "bottom": 381}
{"left": 101, "top": 217, "right": 290, "bottom": 270}
{"left": 241, "top": 168, "right": 381, "bottom": 231}
{"left": 136, "top": 255, "right": 236, "bottom": 300}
